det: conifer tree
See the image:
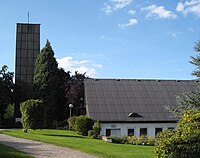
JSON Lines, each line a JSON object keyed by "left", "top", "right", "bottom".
{"left": 191, "top": 41, "right": 200, "bottom": 77}
{"left": 33, "top": 40, "right": 59, "bottom": 128}
{"left": 166, "top": 41, "right": 200, "bottom": 115}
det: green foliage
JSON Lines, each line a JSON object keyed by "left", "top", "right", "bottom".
{"left": 191, "top": 40, "right": 200, "bottom": 77}
{"left": 88, "top": 121, "right": 101, "bottom": 138}
{"left": 33, "top": 40, "right": 88, "bottom": 126}
{"left": 155, "top": 110, "right": 200, "bottom": 158}
{"left": 4, "top": 104, "right": 14, "bottom": 119}
{"left": 67, "top": 116, "right": 77, "bottom": 130}
{"left": 75, "top": 115, "right": 93, "bottom": 136}
{"left": 166, "top": 40, "right": 200, "bottom": 116}
{"left": 20, "top": 99, "right": 44, "bottom": 132}
{"left": 66, "top": 71, "right": 87, "bottom": 116}
{"left": 0, "top": 65, "right": 14, "bottom": 125}
{"left": 109, "top": 136, "right": 129, "bottom": 144}
{"left": 166, "top": 91, "right": 200, "bottom": 116}
{"left": 33, "top": 40, "right": 59, "bottom": 128}
{"left": 109, "top": 135, "right": 155, "bottom": 146}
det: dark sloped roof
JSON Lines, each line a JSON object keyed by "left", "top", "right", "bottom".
{"left": 84, "top": 79, "right": 198, "bottom": 122}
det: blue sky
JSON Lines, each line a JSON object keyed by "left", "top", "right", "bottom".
{"left": 0, "top": 0, "right": 200, "bottom": 79}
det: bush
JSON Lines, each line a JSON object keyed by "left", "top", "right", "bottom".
{"left": 20, "top": 99, "right": 44, "bottom": 132}
{"left": 88, "top": 130, "right": 94, "bottom": 137}
{"left": 67, "top": 116, "right": 77, "bottom": 130}
{"left": 109, "top": 136, "right": 129, "bottom": 144}
{"left": 88, "top": 121, "right": 101, "bottom": 139}
{"left": 75, "top": 115, "right": 93, "bottom": 136}
{"left": 109, "top": 135, "right": 155, "bottom": 146}
{"left": 4, "top": 104, "right": 14, "bottom": 119}
{"left": 155, "top": 110, "right": 200, "bottom": 158}
{"left": 147, "top": 136, "right": 155, "bottom": 146}
{"left": 109, "top": 136, "right": 123, "bottom": 144}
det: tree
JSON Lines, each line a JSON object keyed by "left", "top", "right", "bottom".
{"left": 166, "top": 40, "right": 200, "bottom": 115}
{"left": 33, "top": 40, "right": 59, "bottom": 128}
{"left": 155, "top": 110, "right": 200, "bottom": 158}
{"left": 191, "top": 41, "right": 200, "bottom": 77}
{"left": 20, "top": 99, "right": 44, "bottom": 133}
{"left": 66, "top": 71, "right": 87, "bottom": 116}
{"left": 0, "top": 65, "right": 14, "bottom": 126}
{"left": 158, "top": 40, "right": 200, "bottom": 157}
{"left": 56, "top": 68, "right": 71, "bottom": 122}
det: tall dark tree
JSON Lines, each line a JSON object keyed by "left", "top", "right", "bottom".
{"left": 0, "top": 65, "right": 14, "bottom": 125}
{"left": 33, "top": 40, "right": 59, "bottom": 128}
{"left": 56, "top": 68, "right": 71, "bottom": 122}
{"left": 66, "top": 71, "right": 87, "bottom": 116}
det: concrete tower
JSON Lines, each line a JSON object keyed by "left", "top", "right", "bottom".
{"left": 15, "top": 23, "right": 40, "bottom": 117}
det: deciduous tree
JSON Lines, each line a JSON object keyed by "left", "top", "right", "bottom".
{"left": 0, "top": 65, "right": 14, "bottom": 125}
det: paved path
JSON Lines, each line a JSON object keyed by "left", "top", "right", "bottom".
{"left": 0, "top": 134, "right": 98, "bottom": 158}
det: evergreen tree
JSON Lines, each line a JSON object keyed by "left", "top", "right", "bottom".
{"left": 191, "top": 41, "right": 200, "bottom": 77}
{"left": 166, "top": 40, "right": 200, "bottom": 115}
{"left": 33, "top": 40, "right": 59, "bottom": 128}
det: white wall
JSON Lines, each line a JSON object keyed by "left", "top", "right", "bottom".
{"left": 100, "top": 122, "right": 177, "bottom": 138}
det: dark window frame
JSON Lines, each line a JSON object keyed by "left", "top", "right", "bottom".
{"left": 140, "top": 128, "right": 147, "bottom": 136}
{"left": 106, "top": 129, "right": 111, "bottom": 136}
{"left": 155, "top": 128, "right": 162, "bottom": 136}
{"left": 128, "top": 129, "right": 135, "bottom": 136}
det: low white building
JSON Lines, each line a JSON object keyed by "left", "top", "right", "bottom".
{"left": 84, "top": 79, "right": 197, "bottom": 138}
{"left": 100, "top": 122, "right": 177, "bottom": 138}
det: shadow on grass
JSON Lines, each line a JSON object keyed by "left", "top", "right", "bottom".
{"left": 41, "top": 134, "right": 86, "bottom": 139}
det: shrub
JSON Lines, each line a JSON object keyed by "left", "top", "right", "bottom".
{"left": 128, "top": 136, "right": 137, "bottom": 145}
{"left": 109, "top": 136, "right": 129, "bottom": 144}
{"left": 155, "top": 110, "right": 200, "bottom": 158}
{"left": 109, "top": 136, "right": 123, "bottom": 144}
{"left": 110, "top": 135, "right": 155, "bottom": 146}
{"left": 67, "top": 116, "right": 77, "bottom": 130}
{"left": 4, "top": 104, "right": 14, "bottom": 119}
{"left": 88, "top": 121, "right": 101, "bottom": 139}
{"left": 20, "top": 99, "right": 44, "bottom": 132}
{"left": 147, "top": 136, "right": 155, "bottom": 146}
{"left": 88, "top": 130, "right": 94, "bottom": 137}
{"left": 75, "top": 115, "right": 93, "bottom": 136}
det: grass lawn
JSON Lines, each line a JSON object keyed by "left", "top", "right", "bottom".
{"left": 1, "top": 129, "right": 155, "bottom": 158}
{"left": 0, "top": 143, "right": 33, "bottom": 158}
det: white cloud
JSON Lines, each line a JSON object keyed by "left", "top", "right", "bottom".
{"left": 57, "top": 56, "right": 102, "bottom": 77}
{"left": 141, "top": 5, "right": 177, "bottom": 19}
{"left": 176, "top": 2, "right": 185, "bottom": 12}
{"left": 102, "top": 0, "right": 132, "bottom": 14}
{"left": 128, "top": 9, "right": 136, "bottom": 15}
{"left": 176, "top": 0, "right": 200, "bottom": 17}
{"left": 118, "top": 18, "right": 138, "bottom": 28}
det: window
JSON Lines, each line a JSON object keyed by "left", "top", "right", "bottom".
{"left": 106, "top": 129, "right": 111, "bottom": 136}
{"left": 128, "top": 129, "right": 134, "bottom": 136}
{"left": 140, "top": 128, "right": 147, "bottom": 136}
{"left": 155, "top": 128, "right": 162, "bottom": 136}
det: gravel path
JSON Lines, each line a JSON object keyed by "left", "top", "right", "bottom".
{"left": 0, "top": 134, "right": 98, "bottom": 158}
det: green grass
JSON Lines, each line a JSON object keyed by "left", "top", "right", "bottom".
{"left": 0, "top": 143, "right": 33, "bottom": 158}
{"left": 1, "top": 129, "right": 155, "bottom": 158}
